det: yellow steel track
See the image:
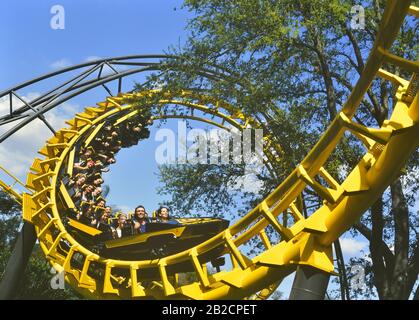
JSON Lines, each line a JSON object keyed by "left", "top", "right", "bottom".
{"left": 1, "top": 1, "right": 418, "bottom": 299}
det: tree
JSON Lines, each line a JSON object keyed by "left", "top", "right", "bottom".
{"left": 137, "top": 0, "right": 418, "bottom": 299}
{"left": 0, "top": 190, "right": 80, "bottom": 299}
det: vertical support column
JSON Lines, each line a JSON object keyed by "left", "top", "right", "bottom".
{"left": 289, "top": 265, "right": 330, "bottom": 300}
{"left": 0, "top": 222, "right": 37, "bottom": 299}
{"left": 334, "top": 239, "right": 350, "bottom": 300}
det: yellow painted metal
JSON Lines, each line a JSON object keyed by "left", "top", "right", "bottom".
{"left": 114, "top": 110, "right": 139, "bottom": 126}
{"left": 190, "top": 248, "right": 211, "bottom": 288}
{"left": 103, "top": 262, "right": 119, "bottom": 294}
{"left": 0, "top": 165, "right": 30, "bottom": 203}
{"left": 223, "top": 229, "right": 251, "bottom": 270}
{"left": 104, "top": 226, "right": 186, "bottom": 249}
{"left": 258, "top": 229, "right": 271, "bottom": 249}
{"left": 22, "top": 193, "right": 36, "bottom": 222}
{"left": 408, "top": 5, "right": 419, "bottom": 17}
{"left": 59, "top": 183, "right": 75, "bottom": 209}
{"left": 158, "top": 260, "right": 176, "bottom": 296}
{"left": 83, "top": 122, "right": 105, "bottom": 147}
{"left": 66, "top": 148, "right": 76, "bottom": 176}
{"left": 129, "top": 264, "right": 146, "bottom": 297}
{"left": 37, "top": 218, "right": 58, "bottom": 240}
{"left": 408, "top": 93, "right": 419, "bottom": 122}
{"left": 260, "top": 201, "right": 292, "bottom": 240}
{"left": 176, "top": 217, "right": 224, "bottom": 224}
{"left": 0, "top": 0, "right": 416, "bottom": 300}
{"left": 67, "top": 218, "right": 102, "bottom": 236}
{"left": 247, "top": 281, "right": 282, "bottom": 300}
{"left": 377, "top": 68, "right": 410, "bottom": 87}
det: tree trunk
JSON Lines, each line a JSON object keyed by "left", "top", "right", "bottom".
{"left": 386, "top": 178, "right": 410, "bottom": 299}
{"left": 414, "top": 285, "right": 419, "bottom": 300}
{"left": 313, "top": 35, "right": 337, "bottom": 120}
{"left": 369, "top": 195, "right": 389, "bottom": 298}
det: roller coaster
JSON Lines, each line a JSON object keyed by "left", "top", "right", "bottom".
{"left": 0, "top": 1, "right": 418, "bottom": 300}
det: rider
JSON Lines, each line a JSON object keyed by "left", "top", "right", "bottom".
{"left": 113, "top": 213, "right": 129, "bottom": 239}
{"left": 91, "top": 206, "right": 110, "bottom": 229}
{"left": 155, "top": 206, "right": 178, "bottom": 225}
{"left": 93, "top": 206, "right": 114, "bottom": 241}
{"left": 132, "top": 205, "right": 149, "bottom": 233}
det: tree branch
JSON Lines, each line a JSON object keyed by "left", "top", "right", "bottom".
{"left": 390, "top": 179, "right": 410, "bottom": 298}
{"left": 406, "top": 239, "right": 419, "bottom": 299}
{"left": 311, "top": 33, "right": 337, "bottom": 119}
{"left": 330, "top": 72, "right": 380, "bottom": 122}
{"left": 354, "top": 221, "right": 395, "bottom": 271}
{"left": 333, "top": 52, "right": 360, "bottom": 71}
{"left": 370, "top": 196, "right": 389, "bottom": 298}
{"left": 343, "top": 25, "right": 365, "bottom": 72}
{"left": 340, "top": 24, "right": 383, "bottom": 125}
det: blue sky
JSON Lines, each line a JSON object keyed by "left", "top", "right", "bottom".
{"left": 0, "top": 0, "right": 262, "bottom": 220}
{"left": 0, "top": 0, "right": 381, "bottom": 299}
{"left": 0, "top": 0, "right": 190, "bottom": 88}
{"left": 0, "top": 0, "right": 192, "bottom": 209}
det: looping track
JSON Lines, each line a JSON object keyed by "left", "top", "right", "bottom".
{"left": 0, "top": 1, "right": 418, "bottom": 299}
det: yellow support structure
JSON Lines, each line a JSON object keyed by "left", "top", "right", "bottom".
{"left": 158, "top": 260, "right": 176, "bottom": 296}
{"left": 103, "top": 262, "right": 119, "bottom": 294}
{"left": 0, "top": 165, "right": 30, "bottom": 203}
{"left": 0, "top": 0, "right": 416, "bottom": 300}
{"left": 190, "top": 248, "right": 210, "bottom": 288}
{"left": 129, "top": 264, "right": 146, "bottom": 297}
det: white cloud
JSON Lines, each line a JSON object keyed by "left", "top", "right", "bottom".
{"left": 338, "top": 163, "right": 350, "bottom": 181}
{"left": 113, "top": 205, "right": 132, "bottom": 213}
{"left": 228, "top": 163, "right": 264, "bottom": 194}
{"left": 401, "top": 166, "right": 419, "bottom": 195}
{"left": 0, "top": 93, "right": 79, "bottom": 181}
{"left": 50, "top": 58, "right": 71, "bottom": 70}
{"left": 339, "top": 238, "right": 367, "bottom": 256}
{"left": 363, "top": 252, "right": 372, "bottom": 263}
{"left": 54, "top": 102, "right": 82, "bottom": 118}
{"left": 231, "top": 173, "right": 264, "bottom": 193}
{"left": 85, "top": 56, "right": 102, "bottom": 63}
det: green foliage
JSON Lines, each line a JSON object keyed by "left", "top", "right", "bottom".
{"left": 0, "top": 246, "right": 81, "bottom": 300}
{"left": 133, "top": 0, "right": 419, "bottom": 300}
{"left": 0, "top": 190, "right": 80, "bottom": 299}
{"left": 148, "top": 0, "right": 417, "bottom": 218}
